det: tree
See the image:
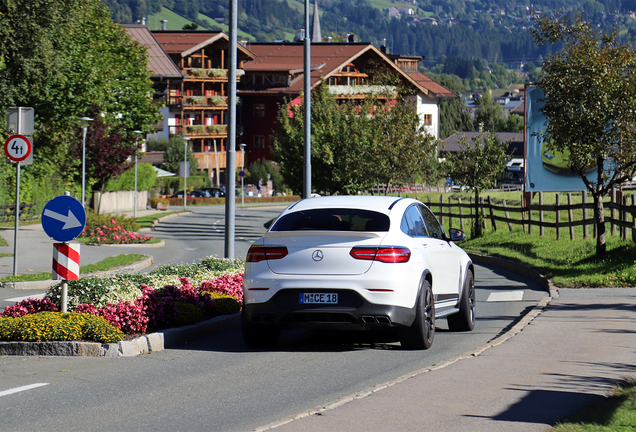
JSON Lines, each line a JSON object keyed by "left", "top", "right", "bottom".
{"left": 271, "top": 76, "right": 439, "bottom": 195}
{"left": 0, "top": 0, "right": 160, "bottom": 201}
{"left": 439, "top": 79, "right": 474, "bottom": 139}
{"left": 474, "top": 91, "right": 523, "bottom": 133}
{"left": 246, "top": 159, "right": 286, "bottom": 193}
{"left": 442, "top": 129, "right": 508, "bottom": 238}
{"left": 530, "top": 13, "right": 636, "bottom": 256}
{"left": 147, "top": 135, "right": 199, "bottom": 176}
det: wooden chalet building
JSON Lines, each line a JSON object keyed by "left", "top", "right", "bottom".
{"left": 151, "top": 31, "right": 255, "bottom": 180}
{"left": 239, "top": 42, "right": 456, "bottom": 164}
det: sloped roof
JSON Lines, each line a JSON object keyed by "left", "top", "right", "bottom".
{"left": 122, "top": 25, "right": 182, "bottom": 79}
{"left": 242, "top": 42, "right": 432, "bottom": 95}
{"left": 152, "top": 31, "right": 255, "bottom": 59}
{"left": 408, "top": 71, "right": 456, "bottom": 98}
{"left": 443, "top": 131, "right": 523, "bottom": 156}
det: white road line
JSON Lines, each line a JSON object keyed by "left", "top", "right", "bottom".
{"left": 0, "top": 383, "right": 49, "bottom": 398}
{"left": 487, "top": 291, "right": 525, "bottom": 302}
{"left": 4, "top": 293, "right": 46, "bottom": 303}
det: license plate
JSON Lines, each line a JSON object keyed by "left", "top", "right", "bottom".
{"left": 299, "top": 293, "right": 338, "bottom": 304}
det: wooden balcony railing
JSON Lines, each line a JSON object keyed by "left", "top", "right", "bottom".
{"left": 170, "top": 125, "right": 228, "bottom": 138}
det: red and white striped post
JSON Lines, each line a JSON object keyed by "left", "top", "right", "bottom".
{"left": 53, "top": 242, "right": 80, "bottom": 312}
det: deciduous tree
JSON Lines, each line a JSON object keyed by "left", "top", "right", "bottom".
{"left": 442, "top": 129, "right": 508, "bottom": 238}
{"left": 530, "top": 13, "right": 636, "bottom": 256}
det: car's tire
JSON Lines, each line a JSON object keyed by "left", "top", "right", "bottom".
{"left": 399, "top": 280, "right": 435, "bottom": 350}
{"left": 241, "top": 310, "right": 280, "bottom": 348}
{"left": 447, "top": 269, "right": 475, "bottom": 332}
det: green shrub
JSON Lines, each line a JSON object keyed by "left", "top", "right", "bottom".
{"left": 175, "top": 301, "right": 205, "bottom": 326}
{"left": 104, "top": 163, "right": 156, "bottom": 192}
{"left": 47, "top": 275, "right": 144, "bottom": 310}
{"left": 207, "top": 293, "right": 241, "bottom": 316}
{"left": 0, "top": 312, "right": 123, "bottom": 343}
{"left": 149, "top": 197, "right": 170, "bottom": 209}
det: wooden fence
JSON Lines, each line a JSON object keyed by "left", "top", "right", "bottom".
{"left": 0, "top": 202, "right": 42, "bottom": 223}
{"left": 421, "top": 190, "right": 636, "bottom": 242}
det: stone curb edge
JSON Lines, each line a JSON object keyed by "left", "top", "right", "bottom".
{"left": 0, "top": 312, "right": 240, "bottom": 357}
{"left": 2, "top": 256, "right": 155, "bottom": 290}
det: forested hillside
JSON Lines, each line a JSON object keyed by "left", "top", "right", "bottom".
{"left": 103, "top": 0, "right": 636, "bottom": 68}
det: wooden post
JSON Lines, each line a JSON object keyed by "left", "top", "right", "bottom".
{"left": 528, "top": 195, "right": 533, "bottom": 235}
{"left": 583, "top": 191, "right": 588, "bottom": 239}
{"left": 488, "top": 196, "right": 496, "bottom": 231}
{"left": 623, "top": 195, "right": 628, "bottom": 240}
{"left": 459, "top": 198, "right": 464, "bottom": 230}
{"left": 480, "top": 197, "right": 486, "bottom": 231}
{"left": 521, "top": 193, "right": 526, "bottom": 233}
{"left": 503, "top": 199, "right": 513, "bottom": 231}
{"left": 539, "top": 192, "right": 544, "bottom": 237}
{"left": 632, "top": 195, "right": 636, "bottom": 243}
{"left": 448, "top": 196, "right": 453, "bottom": 229}
{"left": 611, "top": 188, "right": 616, "bottom": 236}
{"left": 568, "top": 193, "right": 574, "bottom": 240}
{"left": 556, "top": 193, "right": 560, "bottom": 240}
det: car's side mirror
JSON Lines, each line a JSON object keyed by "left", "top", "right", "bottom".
{"left": 448, "top": 228, "right": 466, "bottom": 242}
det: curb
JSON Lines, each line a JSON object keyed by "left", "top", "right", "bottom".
{"left": 2, "top": 256, "right": 154, "bottom": 290}
{"left": 0, "top": 313, "right": 240, "bottom": 357}
{"left": 89, "top": 239, "right": 165, "bottom": 248}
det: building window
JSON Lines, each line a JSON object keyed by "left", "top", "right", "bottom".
{"left": 423, "top": 114, "right": 433, "bottom": 126}
{"left": 254, "top": 135, "right": 265, "bottom": 149}
{"left": 254, "top": 104, "right": 265, "bottom": 118}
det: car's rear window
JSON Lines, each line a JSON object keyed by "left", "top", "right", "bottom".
{"left": 271, "top": 208, "right": 390, "bottom": 232}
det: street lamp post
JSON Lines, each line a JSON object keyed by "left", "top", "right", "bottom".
{"left": 183, "top": 138, "right": 190, "bottom": 211}
{"left": 240, "top": 143, "right": 246, "bottom": 207}
{"left": 79, "top": 117, "right": 94, "bottom": 207}
{"left": 133, "top": 130, "right": 142, "bottom": 219}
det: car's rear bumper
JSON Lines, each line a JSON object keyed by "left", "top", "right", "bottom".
{"left": 242, "top": 288, "right": 416, "bottom": 330}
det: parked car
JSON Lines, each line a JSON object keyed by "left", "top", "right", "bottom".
{"left": 242, "top": 196, "right": 475, "bottom": 350}
{"left": 194, "top": 187, "right": 225, "bottom": 198}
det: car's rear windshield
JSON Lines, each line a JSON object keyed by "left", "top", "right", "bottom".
{"left": 271, "top": 208, "right": 390, "bottom": 232}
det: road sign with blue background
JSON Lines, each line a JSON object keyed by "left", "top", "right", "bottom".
{"left": 41, "top": 195, "right": 87, "bottom": 242}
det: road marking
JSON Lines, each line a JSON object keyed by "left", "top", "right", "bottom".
{"left": 4, "top": 293, "right": 46, "bottom": 303}
{"left": 487, "top": 291, "right": 525, "bottom": 302}
{"left": 0, "top": 383, "right": 49, "bottom": 398}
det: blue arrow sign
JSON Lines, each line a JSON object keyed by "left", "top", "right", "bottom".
{"left": 41, "top": 196, "right": 87, "bottom": 242}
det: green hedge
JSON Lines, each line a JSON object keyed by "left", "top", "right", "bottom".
{"left": 0, "top": 312, "right": 124, "bottom": 343}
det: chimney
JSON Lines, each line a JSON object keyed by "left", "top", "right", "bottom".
{"left": 381, "top": 38, "right": 388, "bottom": 54}
{"left": 348, "top": 34, "right": 355, "bottom": 43}
{"left": 323, "top": 36, "right": 332, "bottom": 42}
{"left": 142, "top": 17, "right": 146, "bottom": 25}
{"left": 296, "top": 29, "right": 306, "bottom": 41}
{"left": 160, "top": 20, "right": 168, "bottom": 31}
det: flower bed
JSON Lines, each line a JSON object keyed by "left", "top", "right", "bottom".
{"left": 0, "top": 257, "right": 245, "bottom": 343}
{"left": 80, "top": 213, "right": 153, "bottom": 245}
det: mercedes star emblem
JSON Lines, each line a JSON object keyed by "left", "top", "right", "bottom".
{"left": 312, "top": 250, "right": 324, "bottom": 261}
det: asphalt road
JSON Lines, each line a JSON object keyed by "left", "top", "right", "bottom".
{"left": 0, "top": 260, "right": 547, "bottom": 432}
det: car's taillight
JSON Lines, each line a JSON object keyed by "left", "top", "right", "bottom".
{"left": 246, "top": 245, "right": 289, "bottom": 262}
{"left": 350, "top": 246, "right": 411, "bottom": 263}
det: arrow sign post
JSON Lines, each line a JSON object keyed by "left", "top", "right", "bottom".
{"left": 41, "top": 194, "right": 86, "bottom": 312}
{"left": 41, "top": 195, "right": 86, "bottom": 243}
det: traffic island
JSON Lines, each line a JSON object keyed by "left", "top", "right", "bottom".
{"left": 0, "top": 312, "right": 240, "bottom": 357}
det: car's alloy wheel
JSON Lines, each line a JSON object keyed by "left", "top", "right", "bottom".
{"left": 241, "top": 310, "right": 280, "bottom": 348}
{"left": 399, "top": 279, "right": 435, "bottom": 350}
{"left": 447, "top": 269, "right": 475, "bottom": 332}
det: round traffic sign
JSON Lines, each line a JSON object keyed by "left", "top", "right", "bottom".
{"left": 4, "top": 134, "right": 32, "bottom": 162}
{"left": 41, "top": 196, "right": 87, "bottom": 242}
{"left": 239, "top": 170, "right": 246, "bottom": 177}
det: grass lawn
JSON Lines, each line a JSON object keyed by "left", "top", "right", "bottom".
{"left": 552, "top": 380, "right": 636, "bottom": 431}
{"left": 0, "top": 254, "right": 147, "bottom": 283}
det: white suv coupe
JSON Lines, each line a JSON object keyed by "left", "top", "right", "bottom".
{"left": 242, "top": 196, "right": 475, "bottom": 350}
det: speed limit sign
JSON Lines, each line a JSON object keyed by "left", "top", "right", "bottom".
{"left": 4, "top": 134, "right": 32, "bottom": 162}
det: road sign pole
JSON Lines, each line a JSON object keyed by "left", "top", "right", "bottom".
{"left": 61, "top": 281, "right": 68, "bottom": 313}
{"left": 12, "top": 162, "right": 20, "bottom": 276}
